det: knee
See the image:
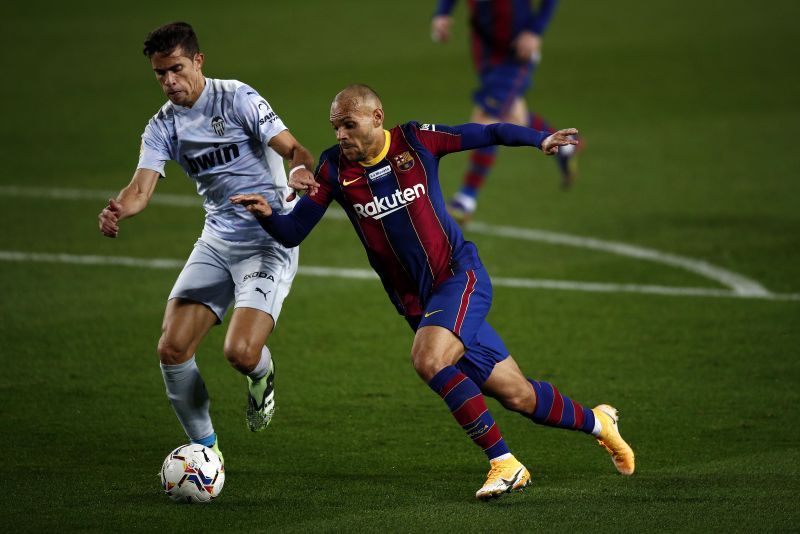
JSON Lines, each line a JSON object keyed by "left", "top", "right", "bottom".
{"left": 157, "top": 336, "right": 191, "bottom": 366}
{"left": 223, "top": 340, "right": 261, "bottom": 374}
{"left": 410, "top": 347, "right": 447, "bottom": 383}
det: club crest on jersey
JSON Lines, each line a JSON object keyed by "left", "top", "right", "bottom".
{"left": 392, "top": 151, "right": 415, "bottom": 172}
{"left": 211, "top": 116, "right": 225, "bottom": 136}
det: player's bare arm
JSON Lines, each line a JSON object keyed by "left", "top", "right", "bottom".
{"left": 230, "top": 194, "right": 272, "bottom": 219}
{"left": 98, "top": 168, "right": 160, "bottom": 238}
{"left": 267, "top": 130, "right": 317, "bottom": 200}
{"left": 541, "top": 128, "right": 579, "bottom": 155}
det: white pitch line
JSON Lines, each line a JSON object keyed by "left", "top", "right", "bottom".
{"left": 0, "top": 185, "right": 202, "bottom": 208}
{"left": 1, "top": 250, "right": 798, "bottom": 301}
{"left": 467, "top": 222, "right": 770, "bottom": 297}
{"left": 0, "top": 185, "right": 776, "bottom": 297}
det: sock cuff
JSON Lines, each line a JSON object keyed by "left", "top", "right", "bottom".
{"left": 192, "top": 432, "right": 217, "bottom": 448}
{"left": 160, "top": 356, "right": 197, "bottom": 380}
{"left": 428, "top": 365, "right": 461, "bottom": 394}
{"left": 247, "top": 346, "right": 272, "bottom": 380}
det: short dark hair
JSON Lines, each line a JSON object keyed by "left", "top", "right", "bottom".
{"left": 143, "top": 22, "right": 200, "bottom": 58}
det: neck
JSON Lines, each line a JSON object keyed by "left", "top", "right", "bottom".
{"left": 365, "top": 130, "right": 386, "bottom": 159}
{"left": 184, "top": 75, "right": 205, "bottom": 108}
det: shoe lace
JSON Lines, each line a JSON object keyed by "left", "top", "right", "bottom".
{"left": 485, "top": 461, "right": 509, "bottom": 483}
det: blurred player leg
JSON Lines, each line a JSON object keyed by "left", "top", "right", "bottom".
{"left": 448, "top": 64, "right": 533, "bottom": 222}
{"left": 450, "top": 145, "right": 497, "bottom": 224}
{"left": 447, "top": 105, "right": 499, "bottom": 225}
{"left": 158, "top": 298, "right": 219, "bottom": 452}
{"left": 512, "top": 97, "right": 580, "bottom": 190}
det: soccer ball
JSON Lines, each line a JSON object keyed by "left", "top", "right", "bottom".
{"left": 160, "top": 444, "right": 225, "bottom": 503}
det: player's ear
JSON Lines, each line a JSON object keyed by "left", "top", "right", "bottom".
{"left": 194, "top": 52, "right": 205, "bottom": 70}
{"left": 373, "top": 107, "right": 384, "bottom": 127}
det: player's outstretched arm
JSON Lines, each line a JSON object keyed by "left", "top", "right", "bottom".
{"left": 442, "top": 122, "right": 576, "bottom": 154}
{"left": 541, "top": 128, "right": 579, "bottom": 155}
{"left": 230, "top": 193, "right": 326, "bottom": 248}
{"left": 268, "top": 130, "right": 318, "bottom": 201}
{"left": 98, "top": 168, "right": 160, "bottom": 238}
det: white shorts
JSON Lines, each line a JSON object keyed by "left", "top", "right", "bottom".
{"left": 168, "top": 231, "right": 299, "bottom": 324}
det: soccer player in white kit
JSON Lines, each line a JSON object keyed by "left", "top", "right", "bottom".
{"left": 97, "top": 22, "right": 317, "bottom": 462}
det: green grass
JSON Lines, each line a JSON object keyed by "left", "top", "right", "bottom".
{"left": 2, "top": 0, "right": 799, "bottom": 531}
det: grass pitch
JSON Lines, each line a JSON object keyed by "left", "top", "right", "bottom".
{"left": 2, "top": 1, "right": 799, "bottom": 531}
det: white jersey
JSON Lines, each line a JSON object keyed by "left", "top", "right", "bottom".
{"left": 137, "top": 77, "right": 296, "bottom": 242}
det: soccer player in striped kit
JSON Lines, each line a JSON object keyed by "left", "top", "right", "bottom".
{"left": 231, "top": 85, "right": 633, "bottom": 500}
{"left": 431, "top": 0, "right": 578, "bottom": 223}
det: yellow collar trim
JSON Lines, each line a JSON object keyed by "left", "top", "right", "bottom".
{"left": 359, "top": 130, "right": 391, "bottom": 167}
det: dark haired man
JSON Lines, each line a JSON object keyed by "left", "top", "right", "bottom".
{"left": 231, "top": 85, "right": 634, "bottom": 500}
{"left": 98, "top": 22, "right": 317, "bottom": 461}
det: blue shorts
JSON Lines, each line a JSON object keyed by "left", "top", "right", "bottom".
{"left": 406, "top": 267, "right": 509, "bottom": 386}
{"left": 473, "top": 61, "right": 535, "bottom": 117}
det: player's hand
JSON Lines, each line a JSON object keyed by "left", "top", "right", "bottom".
{"left": 541, "top": 128, "right": 579, "bottom": 155}
{"left": 514, "top": 31, "right": 542, "bottom": 64}
{"left": 286, "top": 166, "right": 318, "bottom": 202}
{"left": 98, "top": 198, "right": 123, "bottom": 238}
{"left": 431, "top": 15, "right": 452, "bottom": 43}
{"left": 230, "top": 194, "right": 273, "bottom": 219}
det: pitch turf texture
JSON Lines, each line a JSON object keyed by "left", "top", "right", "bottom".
{"left": 2, "top": 1, "right": 798, "bottom": 531}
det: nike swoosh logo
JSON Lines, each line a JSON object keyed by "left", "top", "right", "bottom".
{"left": 424, "top": 309, "right": 443, "bottom": 318}
{"left": 500, "top": 468, "right": 523, "bottom": 488}
{"left": 342, "top": 176, "right": 362, "bottom": 186}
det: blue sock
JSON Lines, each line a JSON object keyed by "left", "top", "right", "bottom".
{"left": 527, "top": 379, "right": 595, "bottom": 434}
{"left": 192, "top": 432, "right": 217, "bottom": 447}
{"left": 429, "top": 366, "right": 510, "bottom": 460}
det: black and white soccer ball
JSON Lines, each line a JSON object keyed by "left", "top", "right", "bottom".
{"left": 160, "top": 444, "right": 225, "bottom": 503}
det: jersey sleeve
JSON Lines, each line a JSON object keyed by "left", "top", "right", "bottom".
{"left": 415, "top": 122, "right": 549, "bottom": 155}
{"left": 137, "top": 115, "right": 173, "bottom": 177}
{"left": 232, "top": 84, "right": 288, "bottom": 145}
{"left": 434, "top": 0, "right": 458, "bottom": 16}
{"left": 257, "top": 150, "right": 337, "bottom": 247}
{"left": 258, "top": 195, "right": 326, "bottom": 248}
{"left": 306, "top": 155, "right": 337, "bottom": 208}
{"left": 526, "top": 0, "right": 558, "bottom": 35}
{"left": 413, "top": 123, "right": 464, "bottom": 157}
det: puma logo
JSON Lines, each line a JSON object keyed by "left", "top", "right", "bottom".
{"left": 255, "top": 287, "right": 270, "bottom": 300}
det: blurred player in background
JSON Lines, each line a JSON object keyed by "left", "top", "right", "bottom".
{"left": 431, "top": 0, "right": 578, "bottom": 223}
{"left": 231, "top": 85, "right": 634, "bottom": 500}
{"left": 97, "top": 22, "right": 317, "bottom": 462}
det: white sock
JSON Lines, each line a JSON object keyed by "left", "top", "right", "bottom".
{"left": 591, "top": 417, "right": 603, "bottom": 437}
{"left": 247, "top": 346, "right": 272, "bottom": 381}
{"left": 491, "top": 452, "right": 512, "bottom": 462}
{"left": 160, "top": 356, "right": 214, "bottom": 443}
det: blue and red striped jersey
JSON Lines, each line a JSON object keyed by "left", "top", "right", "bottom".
{"left": 435, "top": 0, "right": 558, "bottom": 69}
{"left": 310, "top": 122, "right": 481, "bottom": 316}
{"left": 257, "top": 121, "right": 548, "bottom": 317}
